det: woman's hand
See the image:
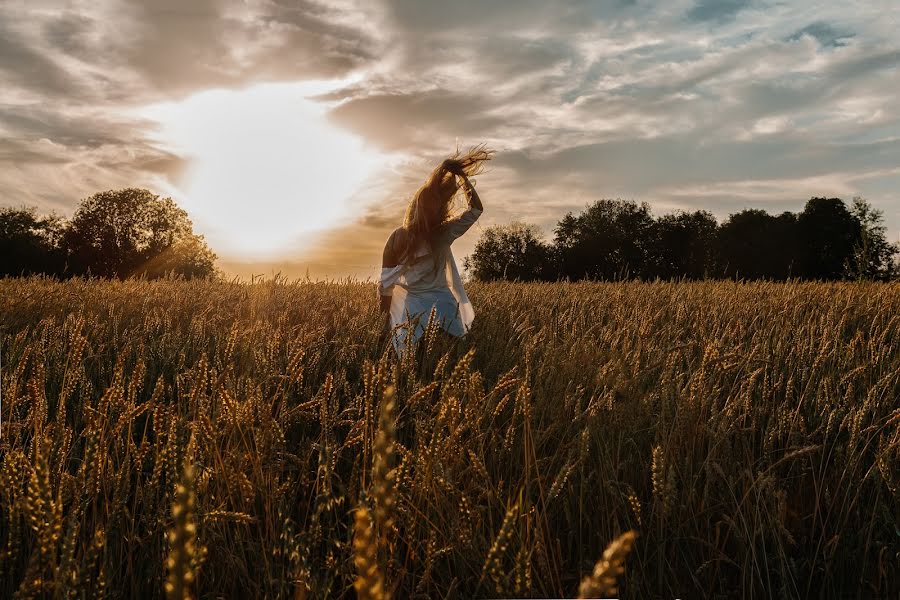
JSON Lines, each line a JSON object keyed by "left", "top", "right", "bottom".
{"left": 461, "top": 174, "right": 482, "bottom": 211}
{"left": 441, "top": 158, "right": 466, "bottom": 178}
{"left": 442, "top": 156, "right": 481, "bottom": 209}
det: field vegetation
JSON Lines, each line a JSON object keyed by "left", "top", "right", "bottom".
{"left": 1, "top": 277, "right": 898, "bottom": 598}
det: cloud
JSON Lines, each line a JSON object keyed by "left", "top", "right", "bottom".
{"left": 328, "top": 89, "right": 506, "bottom": 152}
{"left": 0, "top": 23, "right": 87, "bottom": 99}
{"left": 0, "top": 0, "right": 379, "bottom": 215}
{"left": 686, "top": 0, "right": 753, "bottom": 24}
{"left": 118, "top": 0, "right": 377, "bottom": 97}
{"left": 788, "top": 22, "right": 855, "bottom": 47}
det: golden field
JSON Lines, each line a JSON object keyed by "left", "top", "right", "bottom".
{"left": 1, "top": 277, "right": 898, "bottom": 598}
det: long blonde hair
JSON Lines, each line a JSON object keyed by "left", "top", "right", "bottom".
{"left": 398, "top": 145, "right": 494, "bottom": 266}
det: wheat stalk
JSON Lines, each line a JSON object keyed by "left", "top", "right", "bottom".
{"left": 165, "top": 463, "right": 207, "bottom": 600}
{"left": 577, "top": 530, "right": 637, "bottom": 599}
{"left": 352, "top": 506, "right": 388, "bottom": 600}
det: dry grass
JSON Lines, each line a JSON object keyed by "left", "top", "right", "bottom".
{"left": 1, "top": 276, "right": 899, "bottom": 598}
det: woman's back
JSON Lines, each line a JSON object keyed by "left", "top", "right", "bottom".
{"left": 383, "top": 206, "right": 482, "bottom": 294}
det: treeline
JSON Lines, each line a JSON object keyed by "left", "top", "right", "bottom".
{"left": 7, "top": 190, "right": 897, "bottom": 283}
{"left": 465, "top": 197, "right": 899, "bottom": 282}
{"left": 1, "top": 188, "right": 217, "bottom": 280}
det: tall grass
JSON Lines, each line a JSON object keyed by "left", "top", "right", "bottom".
{"left": 0, "top": 276, "right": 898, "bottom": 598}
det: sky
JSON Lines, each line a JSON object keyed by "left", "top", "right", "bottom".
{"left": 1, "top": 0, "right": 899, "bottom": 279}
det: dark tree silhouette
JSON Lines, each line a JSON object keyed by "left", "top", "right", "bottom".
{"left": 716, "top": 209, "right": 799, "bottom": 280}
{"left": 6, "top": 190, "right": 895, "bottom": 283}
{"left": 554, "top": 199, "right": 655, "bottom": 280}
{"left": 469, "top": 196, "right": 896, "bottom": 282}
{"left": 63, "top": 188, "right": 217, "bottom": 279}
{"left": 796, "top": 197, "right": 861, "bottom": 280}
{"left": 847, "top": 197, "right": 898, "bottom": 280}
{"left": 649, "top": 210, "right": 718, "bottom": 279}
{"left": 464, "top": 222, "right": 551, "bottom": 281}
{"left": 0, "top": 206, "right": 66, "bottom": 277}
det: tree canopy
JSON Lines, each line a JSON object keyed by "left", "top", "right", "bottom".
{"left": 1, "top": 188, "right": 218, "bottom": 280}
{"left": 467, "top": 197, "right": 898, "bottom": 282}
{"left": 0, "top": 206, "right": 65, "bottom": 277}
{"left": 463, "top": 222, "right": 551, "bottom": 281}
{"left": 796, "top": 197, "right": 861, "bottom": 280}
{"left": 847, "top": 197, "right": 897, "bottom": 280}
{"left": 553, "top": 200, "right": 656, "bottom": 280}
{"left": 717, "top": 209, "right": 798, "bottom": 280}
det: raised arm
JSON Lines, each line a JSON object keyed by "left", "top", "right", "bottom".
{"left": 460, "top": 173, "right": 482, "bottom": 212}
{"left": 439, "top": 173, "right": 484, "bottom": 243}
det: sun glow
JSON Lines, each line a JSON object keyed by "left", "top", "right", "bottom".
{"left": 138, "top": 81, "right": 380, "bottom": 258}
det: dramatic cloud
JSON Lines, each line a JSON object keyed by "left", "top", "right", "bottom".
{"left": 686, "top": 0, "right": 753, "bottom": 24}
{"left": 2, "top": 0, "right": 898, "bottom": 278}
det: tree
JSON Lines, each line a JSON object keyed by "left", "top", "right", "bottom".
{"left": 847, "top": 197, "right": 898, "bottom": 280}
{"left": 63, "top": 188, "right": 217, "bottom": 279}
{"left": 553, "top": 199, "right": 656, "bottom": 280}
{"left": 716, "top": 209, "right": 799, "bottom": 280}
{"left": 796, "top": 197, "right": 860, "bottom": 280}
{"left": 0, "top": 206, "right": 66, "bottom": 277}
{"left": 648, "top": 210, "right": 718, "bottom": 279}
{"left": 465, "top": 222, "right": 551, "bottom": 281}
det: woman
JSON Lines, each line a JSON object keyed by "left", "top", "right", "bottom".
{"left": 379, "top": 146, "right": 493, "bottom": 357}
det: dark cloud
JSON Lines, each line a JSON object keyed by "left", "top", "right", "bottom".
{"left": 383, "top": 0, "right": 566, "bottom": 33}
{"left": 119, "top": 0, "right": 375, "bottom": 97}
{"left": 121, "top": 0, "right": 240, "bottom": 95}
{"left": 327, "top": 90, "right": 506, "bottom": 152}
{"left": 686, "top": 0, "right": 753, "bottom": 24}
{"left": 382, "top": 0, "right": 643, "bottom": 36}
{"left": 132, "top": 153, "right": 189, "bottom": 181}
{"left": 788, "top": 22, "right": 855, "bottom": 47}
{"left": 828, "top": 47, "right": 900, "bottom": 81}
{"left": 1, "top": 0, "right": 379, "bottom": 103}
{"left": 0, "top": 24, "right": 87, "bottom": 98}
{"left": 40, "top": 13, "right": 93, "bottom": 56}
{"left": 0, "top": 105, "right": 132, "bottom": 149}
{"left": 0, "top": 139, "right": 68, "bottom": 165}
{"left": 473, "top": 36, "right": 574, "bottom": 80}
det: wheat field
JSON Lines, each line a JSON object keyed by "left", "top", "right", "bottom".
{"left": 0, "top": 277, "right": 898, "bottom": 598}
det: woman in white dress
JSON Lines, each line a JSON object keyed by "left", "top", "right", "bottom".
{"left": 379, "top": 146, "right": 494, "bottom": 357}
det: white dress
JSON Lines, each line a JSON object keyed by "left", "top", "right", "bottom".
{"left": 379, "top": 207, "right": 482, "bottom": 356}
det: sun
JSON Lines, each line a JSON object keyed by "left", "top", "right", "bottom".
{"left": 137, "top": 81, "right": 380, "bottom": 258}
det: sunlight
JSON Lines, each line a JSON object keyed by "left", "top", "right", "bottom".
{"left": 138, "top": 81, "right": 380, "bottom": 258}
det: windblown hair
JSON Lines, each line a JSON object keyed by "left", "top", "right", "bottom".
{"left": 397, "top": 145, "right": 494, "bottom": 266}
